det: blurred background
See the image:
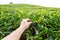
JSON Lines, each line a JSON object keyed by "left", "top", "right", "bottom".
{"left": 0, "top": 0, "right": 60, "bottom": 8}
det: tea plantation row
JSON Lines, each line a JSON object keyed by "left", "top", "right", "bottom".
{"left": 0, "top": 4, "right": 60, "bottom": 40}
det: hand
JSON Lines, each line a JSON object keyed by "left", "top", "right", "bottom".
{"left": 2, "top": 18, "right": 32, "bottom": 40}
{"left": 20, "top": 18, "right": 32, "bottom": 29}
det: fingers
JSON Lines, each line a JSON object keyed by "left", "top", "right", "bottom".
{"left": 28, "top": 22, "right": 32, "bottom": 25}
{"left": 22, "top": 18, "right": 32, "bottom": 24}
{"left": 26, "top": 18, "right": 31, "bottom": 23}
{"left": 27, "top": 18, "right": 32, "bottom": 25}
{"left": 20, "top": 18, "right": 32, "bottom": 29}
{"left": 22, "top": 18, "right": 31, "bottom": 22}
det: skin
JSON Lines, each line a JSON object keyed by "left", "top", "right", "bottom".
{"left": 2, "top": 18, "right": 32, "bottom": 40}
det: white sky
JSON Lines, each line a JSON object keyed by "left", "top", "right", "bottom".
{"left": 0, "top": 0, "right": 60, "bottom": 8}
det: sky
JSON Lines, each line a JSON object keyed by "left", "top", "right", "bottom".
{"left": 0, "top": 0, "right": 60, "bottom": 8}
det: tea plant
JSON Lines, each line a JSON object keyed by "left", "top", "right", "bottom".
{"left": 0, "top": 4, "right": 60, "bottom": 40}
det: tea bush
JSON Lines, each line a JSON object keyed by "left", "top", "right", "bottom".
{"left": 0, "top": 4, "right": 60, "bottom": 40}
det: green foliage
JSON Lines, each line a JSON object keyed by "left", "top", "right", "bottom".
{"left": 0, "top": 4, "right": 60, "bottom": 40}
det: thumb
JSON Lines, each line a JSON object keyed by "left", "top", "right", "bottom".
{"left": 28, "top": 22, "right": 32, "bottom": 26}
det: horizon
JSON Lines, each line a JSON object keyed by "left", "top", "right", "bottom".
{"left": 0, "top": 0, "right": 60, "bottom": 8}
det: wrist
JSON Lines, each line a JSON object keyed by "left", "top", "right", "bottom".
{"left": 18, "top": 26, "right": 26, "bottom": 31}
{"left": 15, "top": 26, "right": 26, "bottom": 34}
{"left": 20, "top": 26, "right": 27, "bottom": 30}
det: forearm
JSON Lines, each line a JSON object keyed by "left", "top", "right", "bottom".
{"left": 2, "top": 26, "right": 26, "bottom": 40}
{"left": 2, "top": 18, "right": 32, "bottom": 40}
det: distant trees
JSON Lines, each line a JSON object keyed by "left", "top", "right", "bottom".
{"left": 9, "top": 2, "right": 13, "bottom": 4}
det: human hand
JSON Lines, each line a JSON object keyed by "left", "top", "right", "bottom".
{"left": 2, "top": 18, "right": 32, "bottom": 40}
{"left": 20, "top": 18, "right": 32, "bottom": 29}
